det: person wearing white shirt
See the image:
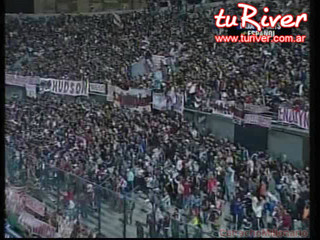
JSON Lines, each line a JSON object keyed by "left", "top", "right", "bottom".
{"left": 225, "top": 166, "right": 235, "bottom": 201}
{"left": 247, "top": 158, "right": 254, "bottom": 176}
{"left": 176, "top": 159, "right": 183, "bottom": 173}
{"left": 127, "top": 168, "right": 135, "bottom": 192}
{"left": 252, "top": 196, "right": 265, "bottom": 229}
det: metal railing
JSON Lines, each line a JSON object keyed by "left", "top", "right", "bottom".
{"left": 5, "top": 144, "right": 220, "bottom": 238}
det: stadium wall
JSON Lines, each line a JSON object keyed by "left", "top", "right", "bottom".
{"left": 185, "top": 109, "right": 309, "bottom": 169}
{"left": 268, "top": 130, "right": 304, "bottom": 169}
{"left": 5, "top": 86, "right": 25, "bottom": 100}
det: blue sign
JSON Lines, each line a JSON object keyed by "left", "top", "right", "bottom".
{"left": 236, "top": 23, "right": 257, "bottom": 30}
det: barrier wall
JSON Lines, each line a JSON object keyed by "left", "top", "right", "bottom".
{"left": 185, "top": 108, "right": 309, "bottom": 169}
{"left": 5, "top": 85, "right": 25, "bottom": 100}
{"left": 268, "top": 130, "right": 304, "bottom": 169}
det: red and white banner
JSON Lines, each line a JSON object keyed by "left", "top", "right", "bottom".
{"left": 6, "top": 188, "right": 46, "bottom": 217}
{"left": 6, "top": 189, "right": 25, "bottom": 214}
{"left": 244, "top": 114, "right": 272, "bottom": 128}
{"left": 6, "top": 74, "right": 39, "bottom": 87}
{"left": 112, "top": 85, "right": 152, "bottom": 111}
{"left": 18, "top": 212, "right": 56, "bottom": 238}
{"left": 25, "top": 195, "right": 46, "bottom": 217}
{"left": 278, "top": 107, "right": 309, "bottom": 130}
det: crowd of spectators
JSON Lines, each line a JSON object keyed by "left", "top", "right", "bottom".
{"left": 5, "top": 0, "right": 310, "bottom": 115}
{"left": 5, "top": 95, "right": 310, "bottom": 237}
{"left": 5, "top": 0, "right": 310, "bottom": 237}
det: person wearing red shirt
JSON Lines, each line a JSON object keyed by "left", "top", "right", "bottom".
{"left": 63, "top": 188, "right": 74, "bottom": 208}
{"left": 207, "top": 174, "right": 218, "bottom": 198}
{"left": 281, "top": 209, "right": 292, "bottom": 230}
{"left": 66, "top": 190, "right": 74, "bottom": 201}
{"left": 245, "top": 95, "right": 252, "bottom": 104}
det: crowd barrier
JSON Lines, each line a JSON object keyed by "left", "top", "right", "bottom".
{"left": 5, "top": 144, "right": 220, "bottom": 238}
{"left": 184, "top": 108, "right": 309, "bottom": 169}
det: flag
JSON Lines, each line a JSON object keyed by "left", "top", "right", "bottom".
{"left": 113, "top": 13, "right": 123, "bottom": 28}
{"left": 87, "top": 78, "right": 89, "bottom": 94}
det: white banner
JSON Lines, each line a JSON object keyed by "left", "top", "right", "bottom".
{"left": 278, "top": 107, "right": 309, "bottom": 130}
{"left": 172, "top": 93, "right": 184, "bottom": 114}
{"left": 25, "top": 84, "right": 37, "bottom": 98}
{"left": 40, "top": 78, "right": 89, "bottom": 96}
{"left": 244, "top": 114, "right": 272, "bottom": 128}
{"left": 152, "top": 55, "right": 165, "bottom": 70}
{"left": 153, "top": 92, "right": 167, "bottom": 110}
{"left": 107, "top": 84, "right": 115, "bottom": 102}
{"left": 6, "top": 74, "right": 39, "bottom": 87}
{"left": 89, "top": 83, "right": 106, "bottom": 93}
{"left": 244, "top": 103, "right": 270, "bottom": 113}
{"left": 152, "top": 91, "right": 184, "bottom": 114}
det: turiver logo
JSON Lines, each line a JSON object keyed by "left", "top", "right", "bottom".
{"left": 214, "top": 3, "right": 308, "bottom": 31}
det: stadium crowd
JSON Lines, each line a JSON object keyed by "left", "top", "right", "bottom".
{"left": 5, "top": 0, "right": 310, "bottom": 238}
{"left": 5, "top": 0, "right": 310, "bottom": 114}
{"left": 5, "top": 94, "right": 310, "bottom": 237}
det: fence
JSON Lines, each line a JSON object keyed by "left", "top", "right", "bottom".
{"left": 6, "top": 144, "right": 221, "bottom": 238}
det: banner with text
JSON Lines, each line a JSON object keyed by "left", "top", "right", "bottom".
{"left": 39, "top": 78, "right": 89, "bottom": 96}
{"left": 89, "top": 83, "right": 106, "bottom": 94}
{"left": 244, "top": 114, "right": 272, "bottom": 128}
{"left": 278, "top": 107, "right": 309, "bottom": 130}
{"left": 244, "top": 104, "right": 271, "bottom": 114}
